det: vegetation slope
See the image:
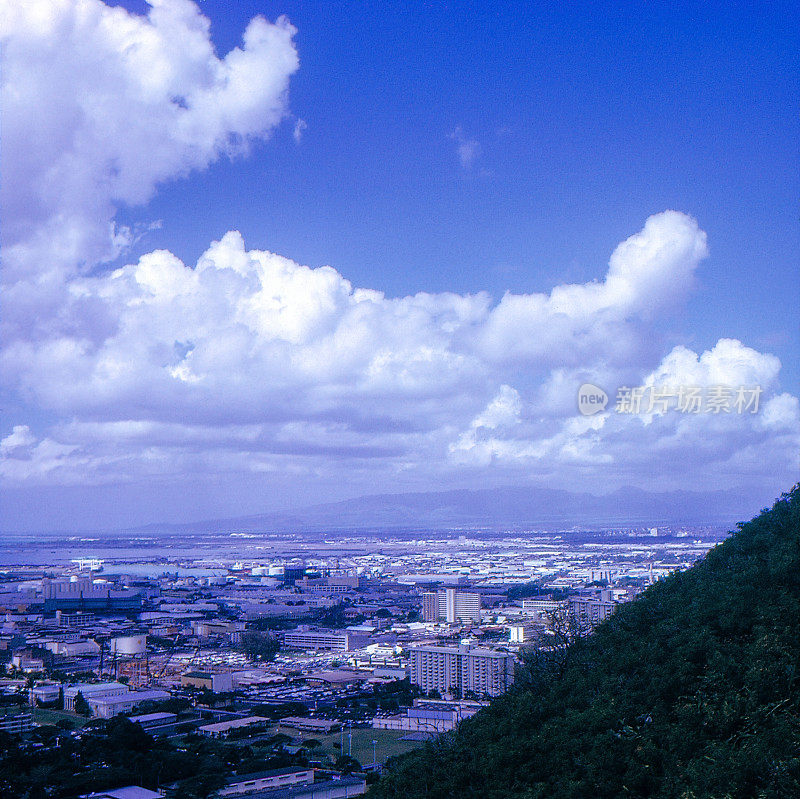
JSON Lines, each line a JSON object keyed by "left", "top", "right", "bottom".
{"left": 371, "top": 486, "right": 800, "bottom": 799}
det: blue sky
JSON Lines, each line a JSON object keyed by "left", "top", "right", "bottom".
{"left": 1, "top": 0, "right": 798, "bottom": 530}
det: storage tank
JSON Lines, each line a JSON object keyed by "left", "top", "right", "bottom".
{"left": 110, "top": 634, "right": 147, "bottom": 655}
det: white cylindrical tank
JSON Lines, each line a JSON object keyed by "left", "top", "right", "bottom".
{"left": 110, "top": 634, "right": 147, "bottom": 655}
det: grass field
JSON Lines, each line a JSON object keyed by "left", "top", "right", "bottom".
{"left": 31, "top": 707, "right": 89, "bottom": 730}
{"left": 273, "top": 724, "right": 426, "bottom": 767}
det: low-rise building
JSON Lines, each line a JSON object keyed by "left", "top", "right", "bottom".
{"left": 373, "top": 698, "right": 485, "bottom": 733}
{"left": 89, "top": 689, "right": 171, "bottom": 718}
{"left": 29, "top": 683, "right": 61, "bottom": 705}
{"left": 81, "top": 788, "right": 163, "bottom": 799}
{"left": 280, "top": 716, "right": 340, "bottom": 734}
{"left": 283, "top": 627, "right": 369, "bottom": 652}
{"left": 198, "top": 716, "right": 268, "bottom": 738}
{"left": 43, "top": 638, "right": 100, "bottom": 657}
{"left": 181, "top": 670, "right": 234, "bottom": 693}
{"left": 0, "top": 712, "right": 35, "bottom": 735}
{"left": 129, "top": 711, "right": 178, "bottom": 731}
{"left": 190, "top": 620, "right": 245, "bottom": 643}
{"left": 63, "top": 682, "right": 128, "bottom": 712}
{"left": 218, "top": 767, "right": 314, "bottom": 796}
{"left": 520, "top": 598, "right": 569, "bottom": 616}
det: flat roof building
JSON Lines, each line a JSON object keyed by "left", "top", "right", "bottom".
{"left": 421, "top": 589, "right": 481, "bottom": 624}
{"left": 219, "top": 767, "right": 314, "bottom": 797}
{"left": 89, "top": 689, "right": 170, "bottom": 719}
{"left": 283, "top": 627, "right": 369, "bottom": 652}
{"left": 409, "top": 644, "right": 515, "bottom": 698}
{"left": 198, "top": 716, "right": 268, "bottom": 738}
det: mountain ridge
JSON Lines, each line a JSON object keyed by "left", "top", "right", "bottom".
{"left": 127, "top": 485, "right": 763, "bottom": 534}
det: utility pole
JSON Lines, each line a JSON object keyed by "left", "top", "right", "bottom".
{"left": 348, "top": 721, "right": 352, "bottom": 757}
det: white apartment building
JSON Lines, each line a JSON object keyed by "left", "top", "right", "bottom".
{"left": 569, "top": 597, "right": 616, "bottom": 632}
{"left": 521, "top": 598, "right": 568, "bottom": 616}
{"left": 422, "top": 589, "right": 481, "bottom": 624}
{"left": 409, "top": 644, "right": 515, "bottom": 698}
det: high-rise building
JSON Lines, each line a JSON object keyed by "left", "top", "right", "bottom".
{"left": 569, "top": 597, "right": 615, "bottom": 632}
{"left": 422, "top": 592, "right": 439, "bottom": 622}
{"left": 409, "top": 644, "right": 515, "bottom": 698}
{"left": 421, "top": 588, "right": 481, "bottom": 624}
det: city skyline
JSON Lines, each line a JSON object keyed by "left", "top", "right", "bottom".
{"left": 1, "top": 0, "right": 798, "bottom": 531}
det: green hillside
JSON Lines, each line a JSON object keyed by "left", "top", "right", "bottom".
{"left": 371, "top": 486, "right": 800, "bottom": 799}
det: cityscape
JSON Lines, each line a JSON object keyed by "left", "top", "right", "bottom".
{"left": 0, "top": 522, "right": 729, "bottom": 796}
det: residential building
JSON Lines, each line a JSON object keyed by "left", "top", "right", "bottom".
{"left": 409, "top": 644, "right": 515, "bottom": 698}
{"left": 421, "top": 589, "right": 481, "bottom": 624}
{"left": 569, "top": 597, "right": 616, "bottom": 632}
{"left": 421, "top": 592, "right": 438, "bottom": 622}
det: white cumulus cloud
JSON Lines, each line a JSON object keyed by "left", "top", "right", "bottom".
{"left": 0, "top": 0, "right": 298, "bottom": 290}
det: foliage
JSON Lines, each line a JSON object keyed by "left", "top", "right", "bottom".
{"left": 251, "top": 701, "right": 308, "bottom": 720}
{"left": 73, "top": 691, "right": 91, "bottom": 717}
{"left": 0, "top": 716, "right": 225, "bottom": 798}
{"left": 335, "top": 755, "right": 362, "bottom": 774}
{"left": 506, "top": 581, "right": 544, "bottom": 600}
{"left": 371, "top": 486, "right": 800, "bottom": 799}
{"left": 239, "top": 631, "right": 280, "bottom": 661}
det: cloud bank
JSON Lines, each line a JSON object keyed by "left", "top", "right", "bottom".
{"left": 0, "top": 1, "right": 797, "bottom": 526}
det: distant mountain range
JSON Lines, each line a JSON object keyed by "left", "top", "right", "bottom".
{"left": 130, "top": 485, "right": 768, "bottom": 534}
